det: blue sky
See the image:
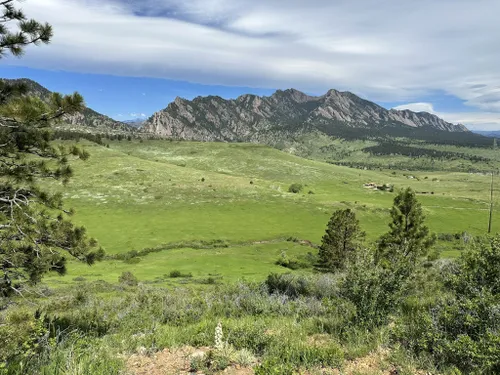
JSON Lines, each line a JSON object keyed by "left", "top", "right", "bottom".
{"left": 2, "top": 0, "right": 500, "bottom": 129}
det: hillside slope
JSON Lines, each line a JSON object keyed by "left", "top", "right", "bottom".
{"left": 2, "top": 78, "right": 134, "bottom": 133}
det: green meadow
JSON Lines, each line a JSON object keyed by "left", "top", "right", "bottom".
{"left": 44, "top": 139, "right": 500, "bottom": 285}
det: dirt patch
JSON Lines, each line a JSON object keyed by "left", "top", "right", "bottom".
{"left": 127, "top": 346, "right": 254, "bottom": 375}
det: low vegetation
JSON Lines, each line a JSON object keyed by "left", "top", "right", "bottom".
{"left": 1, "top": 2, "right": 499, "bottom": 374}
{"left": 2, "top": 188, "right": 499, "bottom": 374}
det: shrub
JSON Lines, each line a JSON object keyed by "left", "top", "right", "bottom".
{"left": 190, "top": 349, "right": 230, "bottom": 373}
{"left": 340, "top": 248, "right": 411, "bottom": 327}
{"left": 394, "top": 236, "right": 500, "bottom": 374}
{"left": 226, "top": 320, "right": 271, "bottom": 355}
{"left": 118, "top": 271, "right": 138, "bottom": 286}
{"left": 265, "top": 273, "right": 339, "bottom": 299}
{"left": 288, "top": 183, "right": 303, "bottom": 194}
{"left": 168, "top": 270, "right": 193, "bottom": 278}
{"left": 234, "top": 348, "right": 257, "bottom": 367}
{"left": 198, "top": 276, "right": 218, "bottom": 285}
{"left": 275, "top": 251, "right": 312, "bottom": 270}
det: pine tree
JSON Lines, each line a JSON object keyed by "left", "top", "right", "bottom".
{"left": 376, "top": 187, "right": 435, "bottom": 266}
{"left": 316, "top": 208, "right": 365, "bottom": 272}
{"left": 0, "top": 0, "right": 52, "bottom": 57}
{"left": 0, "top": 0, "right": 103, "bottom": 297}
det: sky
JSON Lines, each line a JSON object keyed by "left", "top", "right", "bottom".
{"left": 1, "top": 0, "right": 500, "bottom": 130}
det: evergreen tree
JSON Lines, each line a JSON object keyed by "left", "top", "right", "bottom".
{"left": 316, "top": 208, "right": 365, "bottom": 272}
{"left": 376, "top": 187, "right": 435, "bottom": 266}
{"left": 0, "top": 0, "right": 52, "bottom": 57}
{"left": 0, "top": 0, "right": 103, "bottom": 297}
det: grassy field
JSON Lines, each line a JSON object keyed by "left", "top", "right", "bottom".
{"left": 42, "top": 139, "right": 500, "bottom": 285}
{"left": 5, "top": 138, "right": 500, "bottom": 375}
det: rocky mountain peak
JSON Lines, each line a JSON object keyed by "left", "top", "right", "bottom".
{"left": 141, "top": 88, "right": 470, "bottom": 142}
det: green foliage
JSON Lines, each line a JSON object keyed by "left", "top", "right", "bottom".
{"left": 288, "top": 183, "right": 303, "bottom": 193}
{"left": 168, "top": 270, "right": 193, "bottom": 278}
{"left": 190, "top": 350, "right": 230, "bottom": 374}
{"left": 260, "top": 337, "right": 343, "bottom": 372}
{"left": 340, "top": 248, "right": 411, "bottom": 327}
{"left": 447, "top": 235, "right": 500, "bottom": 296}
{"left": 394, "top": 236, "right": 500, "bottom": 374}
{"left": 0, "top": 310, "right": 51, "bottom": 370}
{"left": 0, "top": 0, "right": 52, "bottom": 58}
{"left": 265, "top": 273, "right": 339, "bottom": 299}
{"left": 0, "top": 3, "right": 102, "bottom": 298}
{"left": 275, "top": 250, "right": 314, "bottom": 270}
{"left": 377, "top": 187, "right": 436, "bottom": 266}
{"left": 36, "top": 335, "right": 123, "bottom": 375}
{"left": 316, "top": 208, "right": 365, "bottom": 272}
{"left": 225, "top": 320, "right": 271, "bottom": 355}
{"left": 118, "top": 271, "right": 138, "bottom": 286}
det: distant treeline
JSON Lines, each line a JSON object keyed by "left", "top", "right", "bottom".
{"left": 364, "top": 142, "right": 491, "bottom": 162}
{"left": 51, "top": 130, "right": 163, "bottom": 144}
{"left": 318, "top": 122, "right": 494, "bottom": 147}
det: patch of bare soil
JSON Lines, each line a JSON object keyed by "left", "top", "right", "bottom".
{"left": 126, "top": 346, "right": 254, "bottom": 375}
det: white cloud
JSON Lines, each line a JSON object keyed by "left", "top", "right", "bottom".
{"left": 393, "top": 103, "right": 437, "bottom": 114}
{"left": 4, "top": 0, "right": 500, "bottom": 126}
{"left": 394, "top": 102, "right": 500, "bottom": 130}
{"left": 129, "top": 113, "right": 147, "bottom": 118}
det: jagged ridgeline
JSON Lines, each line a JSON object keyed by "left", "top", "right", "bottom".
{"left": 1, "top": 78, "right": 135, "bottom": 133}
{"left": 2, "top": 78, "right": 491, "bottom": 146}
{"left": 142, "top": 88, "right": 490, "bottom": 146}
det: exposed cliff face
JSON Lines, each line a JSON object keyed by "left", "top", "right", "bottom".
{"left": 2, "top": 78, "right": 134, "bottom": 133}
{"left": 142, "top": 88, "right": 468, "bottom": 142}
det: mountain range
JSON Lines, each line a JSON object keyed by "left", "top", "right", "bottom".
{"left": 142, "top": 88, "right": 469, "bottom": 143}
{"left": 3, "top": 78, "right": 491, "bottom": 146}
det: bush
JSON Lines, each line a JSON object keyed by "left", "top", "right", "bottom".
{"left": 340, "top": 248, "right": 411, "bottom": 327}
{"left": 169, "top": 270, "right": 193, "bottom": 278}
{"left": 275, "top": 251, "right": 313, "bottom": 270}
{"left": 198, "top": 276, "right": 219, "bottom": 285}
{"left": 118, "top": 271, "right": 138, "bottom": 286}
{"left": 288, "top": 183, "right": 303, "bottom": 194}
{"left": 190, "top": 349, "right": 230, "bottom": 373}
{"left": 265, "top": 273, "right": 339, "bottom": 299}
{"left": 224, "top": 320, "right": 271, "bottom": 355}
{"left": 394, "top": 236, "right": 500, "bottom": 374}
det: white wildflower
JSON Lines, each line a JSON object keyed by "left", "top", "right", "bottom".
{"left": 214, "top": 321, "right": 223, "bottom": 350}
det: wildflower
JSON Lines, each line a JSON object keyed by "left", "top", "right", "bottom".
{"left": 215, "top": 321, "right": 223, "bottom": 350}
